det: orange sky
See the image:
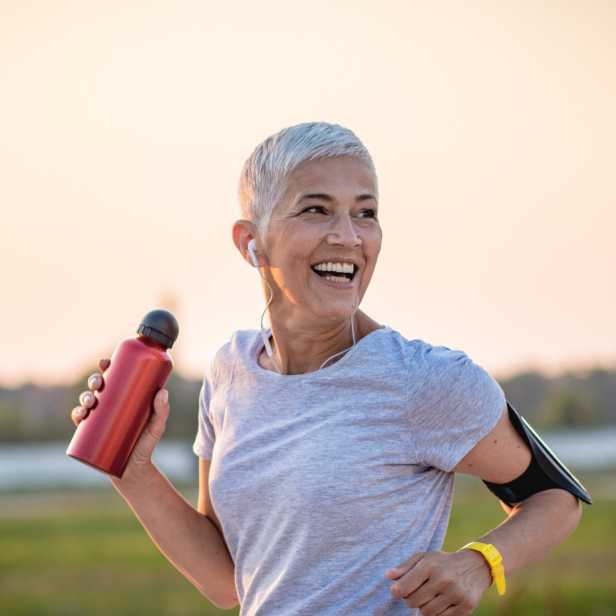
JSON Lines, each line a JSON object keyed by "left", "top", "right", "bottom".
{"left": 1, "top": 0, "right": 615, "bottom": 386}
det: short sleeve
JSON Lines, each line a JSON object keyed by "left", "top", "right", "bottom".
{"left": 406, "top": 344, "right": 504, "bottom": 471}
{"left": 193, "top": 366, "right": 217, "bottom": 460}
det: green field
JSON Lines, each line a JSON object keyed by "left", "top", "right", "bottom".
{"left": 1, "top": 479, "right": 615, "bottom": 616}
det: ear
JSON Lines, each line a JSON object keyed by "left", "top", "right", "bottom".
{"left": 232, "top": 220, "right": 267, "bottom": 268}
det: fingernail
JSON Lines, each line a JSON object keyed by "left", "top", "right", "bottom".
{"left": 72, "top": 406, "right": 88, "bottom": 421}
{"left": 162, "top": 391, "right": 169, "bottom": 405}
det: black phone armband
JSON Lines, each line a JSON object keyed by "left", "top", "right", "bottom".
{"left": 483, "top": 402, "right": 592, "bottom": 507}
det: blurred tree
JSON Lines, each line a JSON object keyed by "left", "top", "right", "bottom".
{"left": 539, "top": 389, "right": 597, "bottom": 428}
{"left": 162, "top": 372, "right": 202, "bottom": 439}
{"left": 0, "top": 401, "right": 21, "bottom": 441}
{"left": 499, "top": 371, "right": 550, "bottom": 421}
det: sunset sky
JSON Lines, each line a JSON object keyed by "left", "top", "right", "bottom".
{"left": 1, "top": 0, "right": 615, "bottom": 387}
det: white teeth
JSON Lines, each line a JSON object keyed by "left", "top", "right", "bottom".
{"left": 313, "top": 262, "right": 355, "bottom": 274}
{"left": 325, "top": 275, "right": 348, "bottom": 283}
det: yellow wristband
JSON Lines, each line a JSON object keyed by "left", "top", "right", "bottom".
{"left": 458, "top": 542, "right": 506, "bottom": 596}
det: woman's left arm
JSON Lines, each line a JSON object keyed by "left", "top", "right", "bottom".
{"left": 387, "top": 402, "right": 582, "bottom": 615}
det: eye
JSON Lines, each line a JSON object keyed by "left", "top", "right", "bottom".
{"left": 358, "top": 208, "right": 377, "bottom": 219}
{"left": 301, "top": 205, "right": 326, "bottom": 214}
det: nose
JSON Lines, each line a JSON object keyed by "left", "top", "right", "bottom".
{"left": 326, "top": 212, "right": 361, "bottom": 248}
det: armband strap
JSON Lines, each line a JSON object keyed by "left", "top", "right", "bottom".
{"left": 458, "top": 542, "right": 506, "bottom": 596}
{"left": 483, "top": 402, "right": 592, "bottom": 507}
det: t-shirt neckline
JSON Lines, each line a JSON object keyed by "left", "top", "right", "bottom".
{"left": 250, "top": 325, "right": 391, "bottom": 379}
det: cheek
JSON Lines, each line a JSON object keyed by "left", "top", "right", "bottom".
{"left": 268, "top": 220, "right": 323, "bottom": 264}
{"left": 363, "top": 227, "right": 382, "bottom": 264}
{"left": 269, "top": 254, "right": 313, "bottom": 299}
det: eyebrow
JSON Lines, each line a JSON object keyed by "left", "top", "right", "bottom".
{"left": 299, "top": 193, "right": 333, "bottom": 202}
{"left": 298, "top": 192, "right": 376, "bottom": 202}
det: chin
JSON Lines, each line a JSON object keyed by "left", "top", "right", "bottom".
{"left": 310, "top": 302, "right": 358, "bottom": 323}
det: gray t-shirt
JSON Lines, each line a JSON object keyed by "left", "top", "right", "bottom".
{"left": 193, "top": 327, "right": 504, "bottom": 616}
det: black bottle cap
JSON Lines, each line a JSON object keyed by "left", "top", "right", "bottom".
{"left": 137, "top": 310, "right": 180, "bottom": 350}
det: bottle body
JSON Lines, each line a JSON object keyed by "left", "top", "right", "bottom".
{"left": 67, "top": 334, "right": 173, "bottom": 478}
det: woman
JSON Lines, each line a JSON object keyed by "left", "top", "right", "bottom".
{"left": 73, "top": 123, "right": 582, "bottom": 616}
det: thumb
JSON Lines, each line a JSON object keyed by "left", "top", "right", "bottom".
{"left": 386, "top": 552, "right": 424, "bottom": 580}
{"left": 153, "top": 388, "right": 170, "bottom": 416}
{"left": 115, "top": 389, "right": 170, "bottom": 475}
{"left": 147, "top": 389, "right": 170, "bottom": 437}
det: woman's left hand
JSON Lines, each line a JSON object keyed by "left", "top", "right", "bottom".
{"left": 386, "top": 549, "right": 493, "bottom": 615}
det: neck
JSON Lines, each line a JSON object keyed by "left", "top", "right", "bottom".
{"left": 260, "top": 310, "right": 382, "bottom": 375}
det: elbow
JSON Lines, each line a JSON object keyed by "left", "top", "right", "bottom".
{"left": 195, "top": 577, "right": 239, "bottom": 611}
{"left": 207, "top": 595, "right": 240, "bottom": 611}
{"left": 539, "top": 488, "right": 583, "bottom": 539}
{"left": 558, "top": 488, "right": 583, "bottom": 532}
{"left": 561, "top": 492, "right": 583, "bottom": 546}
{"left": 512, "top": 488, "right": 583, "bottom": 540}
{"left": 569, "top": 492, "right": 583, "bottom": 532}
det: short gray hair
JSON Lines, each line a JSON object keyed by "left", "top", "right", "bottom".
{"left": 238, "top": 122, "right": 377, "bottom": 236}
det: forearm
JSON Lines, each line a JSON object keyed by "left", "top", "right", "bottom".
{"left": 478, "top": 488, "right": 582, "bottom": 577}
{"left": 110, "top": 463, "right": 238, "bottom": 609}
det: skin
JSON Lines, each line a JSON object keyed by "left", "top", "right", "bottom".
{"left": 232, "top": 155, "right": 384, "bottom": 374}
{"left": 72, "top": 155, "right": 582, "bottom": 614}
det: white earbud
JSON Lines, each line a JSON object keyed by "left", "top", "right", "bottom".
{"left": 248, "top": 237, "right": 282, "bottom": 375}
{"left": 248, "top": 239, "right": 259, "bottom": 267}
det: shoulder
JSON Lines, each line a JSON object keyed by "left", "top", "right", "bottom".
{"left": 204, "top": 329, "right": 261, "bottom": 386}
{"left": 407, "top": 338, "right": 504, "bottom": 425}
{"left": 409, "top": 340, "right": 477, "bottom": 382}
{"left": 381, "top": 330, "right": 499, "bottom": 399}
{"left": 225, "top": 329, "right": 261, "bottom": 359}
{"left": 375, "top": 329, "right": 469, "bottom": 375}
{"left": 391, "top": 335, "right": 504, "bottom": 469}
{"left": 354, "top": 329, "right": 476, "bottom": 394}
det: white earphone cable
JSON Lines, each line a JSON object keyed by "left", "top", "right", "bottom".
{"left": 318, "top": 317, "right": 356, "bottom": 371}
{"left": 250, "top": 240, "right": 356, "bottom": 374}
{"left": 255, "top": 265, "right": 283, "bottom": 376}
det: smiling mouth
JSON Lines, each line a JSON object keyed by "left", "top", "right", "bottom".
{"left": 311, "top": 262, "right": 357, "bottom": 283}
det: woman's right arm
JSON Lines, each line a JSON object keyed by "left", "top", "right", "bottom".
{"left": 73, "top": 366, "right": 239, "bottom": 610}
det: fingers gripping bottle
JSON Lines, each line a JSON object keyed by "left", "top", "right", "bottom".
{"left": 67, "top": 310, "right": 179, "bottom": 478}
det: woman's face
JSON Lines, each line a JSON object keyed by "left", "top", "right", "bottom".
{"left": 262, "top": 155, "right": 382, "bottom": 326}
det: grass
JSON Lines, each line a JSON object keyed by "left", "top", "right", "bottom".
{"left": 0, "top": 489, "right": 238, "bottom": 616}
{"left": 1, "top": 479, "right": 615, "bottom": 615}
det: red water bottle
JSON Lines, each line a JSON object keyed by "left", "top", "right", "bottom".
{"left": 66, "top": 309, "right": 179, "bottom": 478}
